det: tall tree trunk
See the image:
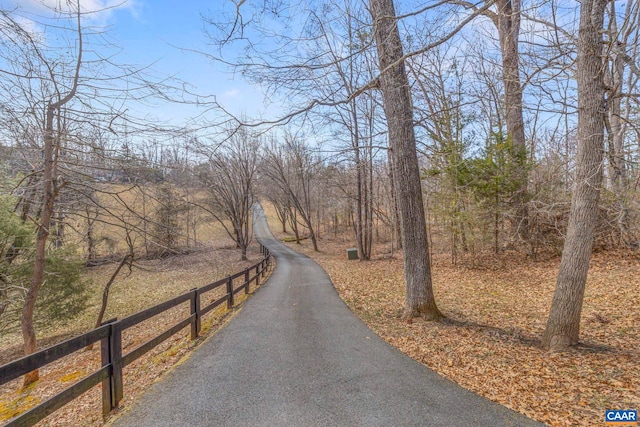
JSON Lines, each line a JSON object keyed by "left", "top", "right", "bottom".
{"left": 86, "top": 215, "right": 97, "bottom": 263}
{"left": 369, "top": 0, "right": 442, "bottom": 321}
{"left": 496, "top": 0, "right": 526, "bottom": 163}
{"left": 20, "top": 1, "right": 83, "bottom": 386}
{"left": 288, "top": 208, "right": 301, "bottom": 243}
{"left": 542, "top": 0, "right": 606, "bottom": 351}
{"left": 21, "top": 108, "right": 56, "bottom": 386}
{"left": 308, "top": 225, "right": 319, "bottom": 251}
{"left": 353, "top": 105, "right": 366, "bottom": 260}
{"left": 605, "top": 4, "right": 636, "bottom": 248}
{"left": 52, "top": 205, "right": 65, "bottom": 249}
{"left": 365, "top": 119, "right": 374, "bottom": 258}
{"left": 495, "top": 0, "right": 530, "bottom": 248}
{"left": 387, "top": 151, "right": 402, "bottom": 251}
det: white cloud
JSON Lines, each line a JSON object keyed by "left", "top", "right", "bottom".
{"left": 5, "top": 0, "right": 139, "bottom": 25}
{"left": 0, "top": 10, "right": 46, "bottom": 44}
{"left": 13, "top": 14, "right": 43, "bottom": 36}
{"left": 222, "top": 88, "right": 240, "bottom": 100}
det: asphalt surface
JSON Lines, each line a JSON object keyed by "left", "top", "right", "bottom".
{"left": 111, "top": 204, "right": 545, "bottom": 427}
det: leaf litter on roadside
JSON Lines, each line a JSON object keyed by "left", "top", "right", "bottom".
{"left": 285, "top": 236, "right": 639, "bottom": 427}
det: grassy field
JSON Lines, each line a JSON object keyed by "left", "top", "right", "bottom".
{"left": 261, "top": 202, "right": 640, "bottom": 427}
{"left": 2, "top": 197, "right": 637, "bottom": 426}
{"left": 0, "top": 190, "right": 272, "bottom": 426}
{"left": 0, "top": 241, "right": 270, "bottom": 426}
{"left": 1, "top": 184, "right": 231, "bottom": 356}
{"left": 67, "top": 183, "right": 215, "bottom": 257}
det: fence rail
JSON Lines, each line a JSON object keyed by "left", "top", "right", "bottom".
{"left": 0, "top": 245, "right": 271, "bottom": 427}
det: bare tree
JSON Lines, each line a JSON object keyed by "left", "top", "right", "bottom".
{"left": 604, "top": 1, "right": 640, "bottom": 248}
{"left": 369, "top": 0, "right": 442, "bottom": 321}
{"left": 0, "top": 2, "right": 86, "bottom": 385}
{"left": 304, "top": 2, "right": 379, "bottom": 260}
{"left": 542, "top": 0, "right": 607, "bottom": 350}
{"left": 0, "top": 2, "right": 210, "bottom": 384}
{"left": 441, "top": 0, "right": 530, "bottom": 251}
{"left": 196, "top": 129, "right": 260, "bottom": 260}
{"left": 262, "top": 133, "right": 321, "bottom": 251}
{"left": 409, "top": 43, "right": 474, "bottom": 261}
{"left": 86, "top": 230, "right": 134, "bottom": 351}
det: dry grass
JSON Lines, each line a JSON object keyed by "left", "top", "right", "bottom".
{"left": 3, "top": 198, "right": 637, "bottom": 426}
{"left": 0, "top": 238, "right": 271, "bottom": 426}
{"left": 0, "top": 183, "right": 232, "bottom": 355}
{"left": 62, "top": 183, "right": 221, "bottom": 257}
{"left": 262, "top": 203, "right": 640, "bottom": 427}
{"left": 0, "top": 186, "right": 272, "bottom": 426}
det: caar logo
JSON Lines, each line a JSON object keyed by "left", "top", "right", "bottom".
{"left": 606, "top": 410, "right": 638, "bottom": 426}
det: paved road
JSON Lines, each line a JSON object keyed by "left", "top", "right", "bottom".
{"left": 111, "top": 204, "right": 544, "bottom": 427}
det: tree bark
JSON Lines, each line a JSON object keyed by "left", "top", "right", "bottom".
{"left": 369, "top": 0, "right": 442, "bottom": 321}
{"left": 495, "top": 0, "right": 530, "bottom": 248}
{"left": 20, "top": 1, "right": 83, "bottom": 386}
{"left": 542, "top": 0, "right": 606, "bottom": 350}
{"left": 353, "top": 103, "right": 366, "bottom": 260}
{"left": 387, "top": 149, "right": 402, "bottom": 251}
{"left": 86, "top": 253, "right": 133, "bottom": 351}
{"left": 273, "top": 202, "right": 289, "bottom": 233}
{"left": 21, "top": 108, "right": 56, "bottom": 386}
{"left": 604, "top": 4, "right": 636, "bottom": 248}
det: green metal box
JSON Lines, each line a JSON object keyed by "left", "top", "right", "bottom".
{"left": 347, "top": 248, "right": 358, "bottom": 260}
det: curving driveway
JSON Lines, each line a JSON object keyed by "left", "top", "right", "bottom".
{"left": 110, "top": 204, "right": 544, "bottom": 427}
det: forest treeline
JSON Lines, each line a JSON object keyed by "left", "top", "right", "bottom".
{"left": 1, "top": 0, "right": 638, "bottom": 385}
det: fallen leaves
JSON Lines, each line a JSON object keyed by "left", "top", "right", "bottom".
{"left": 283, "top": 233, "right": 639, "bottom": 427}
{"left": 0, "top": 243, "right": 269, "bottom": 426}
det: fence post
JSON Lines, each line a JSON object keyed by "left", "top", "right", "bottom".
{"left": 255, "top": 264, "right": 260, "bottom": 286}
{"left": 100, "top": 318, "right": 120, "bottom": 417}
{"left": 110, "top": 320, "right": 123, "bottom": 408}
{"left": 101, "top": 323, "right": 113, "bottom": 417}
{"left": 245, "top": 269, "right": 250, "bottom": 294}
{"left": 190, "top": 288, "right": 201, "bottom": 340}
{"left": 226, "top": 277, "right": 234, "bottom": 309}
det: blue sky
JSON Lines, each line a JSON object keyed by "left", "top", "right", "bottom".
{"left": 116, "top": 3, "right": 237, "bottom": 100}
{"left": 111, "top": 1, "right": 268, "bottom": 120}
{"left": 3, "top": 0, "right": 269, "bottom": 126}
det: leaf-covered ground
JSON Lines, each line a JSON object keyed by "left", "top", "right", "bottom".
{"left": 0, "top": 243, "right": 270, "bottom": 426}
{"left": 280, "top": 233, "right": 639, "bottom": 426}
{"left": 4, "top": 206, "right": 637, "bottom": 426}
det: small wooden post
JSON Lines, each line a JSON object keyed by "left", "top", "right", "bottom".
{"left": 255, "top": 265, "right": 260, "bottom": 286}
{"left": 100, "top": 318, "right": 119, "bottom": 417}
{"left": 226, "top": 277, "right": 234, "bottom": 309}
{"left": 101, "top": 324, "right": 113, "bottom": 417}
{"left": 110, "top": 321, "right": 123, "bottom": 407}
{"left": 245, "top": 270, "right": 250, "bottom": 294}
{"left": 190, "top": 288, "right": 201, "bottom": 340}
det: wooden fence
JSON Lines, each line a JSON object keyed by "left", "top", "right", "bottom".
{"left": 0, "top": 245, "right": 271, "bottom": 427}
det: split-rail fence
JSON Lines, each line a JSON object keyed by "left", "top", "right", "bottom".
{"left": 0, "top": 245, "right": 271, "bottom": 427}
